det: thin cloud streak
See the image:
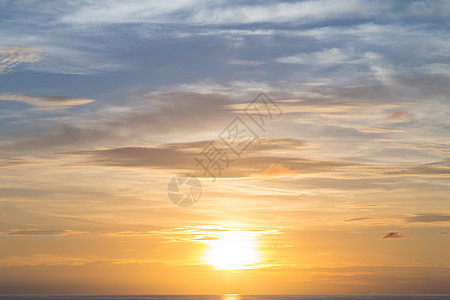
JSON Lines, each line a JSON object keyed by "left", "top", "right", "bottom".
{"left": 0, "top": 229, "right": 73, "bottom": 236}
{"left": 0, "top": 93, "right": 95, "bottom": 107}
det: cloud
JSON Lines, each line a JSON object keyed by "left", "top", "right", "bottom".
{"left": 347, "top": 166, "right": 450, "bottom": 178}
{"left": 58, "top": 0, "right": 201, "bottom": 25}
{"left": 339, "top": 204, "right": 384, "bottom": 209}
{"left": 380, "top": 232, "right": 406, "bottom": 239}
{"left": 228, "top": 59, "right": 265, "bottom": 66}
{"left": 276, "top": 48, "right": 353, "bottom": 65}
{"left": 0, "top": 93, "right": 94, "bottom": 108}
{"left": 0, "top": 90, "right": 238, "bottom": 154}
{"left": 0, "top": 125, "right": 116, "bottom": 154}
{"left": 159, "top": 225, "right": 279, "bottom": 237}
{"left": 406, "top": 214, "right": 450, "bottom": 223}
{"left": 248, "top": 138, "right": 307, "bottom": 153}
{"left": 2, "top": 1, "right": 450, "bottom": 78}
{"left": 28, "top": 46, "right": 127, "bottom": 75}
{"left": 0, "top": 46, "right": 41, "bottom": 73}
{"left": 103, "top": 225, "right": 279, "bottom": 244}
{"left": 257, "top": 164, "right": 298, "bottom": 177}
{"left": 0, "top": 254, "right": 102, "bottom": 267}
{"left": 272, "top": 244, "right": 294, "bottom": 248}
{"left": 226, "top": 99, "right": 402, "bottom": 115}
{"left": 343, "top": 217, "right": 374, "bottom": 222}
{"left": 56, "top": 0, "right": 406, "bottom": 26}
{"left": 192, "top": 236, "right": 219, "bottom": 241}
{"left": 0, "top": 79, "right": 448, "bottom": 173}
{"left": 357, "top": 127, "right": 405, "bottom": 133}
{"left": 71, "top": 138, "right": 450, "bottom": 180}
{"left": 69, "top": 138, "right": 350, "bottom": 179}
{"left": 385, "top": 110, "right": 415, "bottom": 122}
{"left": 102, "top": 231, "right": 154, "bottom": 237}
{"left": 0, "top": 229, "right": 73, "bottom": 236}
{"left": 0, "top": 253, "right": 162, "bottom": 267}
{"left": 73, "top": 144, "right": 203, "bottom": 171}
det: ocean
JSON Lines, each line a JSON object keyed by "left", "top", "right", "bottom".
{"left": 0, "top": 295, "right": 448, "bottom": 300}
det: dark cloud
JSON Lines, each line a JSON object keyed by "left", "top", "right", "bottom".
{"left": 69, "top": 138, "right": 349, "bottom": 178}
{"left": 406, "top": 214, "right": 450, "bottom": 223}
{"left": 0, "top": 157, "right": 32, "bottom": 168}
{"left": 0, "top": 125, "right": 113, "bottom": 153}
{"left": 343, "top": 217, "right": 374, "bottom": 222}
{"left": 380, "top": 232, "right": 406, "bottom": 239}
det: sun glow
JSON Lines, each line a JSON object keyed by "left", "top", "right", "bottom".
{"left": 205, "top": 230, "right": 259, "bottom": 270}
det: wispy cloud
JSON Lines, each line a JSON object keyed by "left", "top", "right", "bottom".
{"left": 228, "top": 59, "right": 265, "bottom": 66}
{"left": 0, "top": 93, "right": 94, "bottom": 108}
{"left": 0, "top": 229, "right": 73, "bottom": 236}
{"left": 0, "top": 46, "right": 41, "bottom": 73}
{"left": 56, "top": 1, "right": 424, "bottom": 26}
{"left": 104, "top": 225, "right": 280, "bottom": 243}
{"left": 276, "top": 48, "right": 354, "bottom": 65}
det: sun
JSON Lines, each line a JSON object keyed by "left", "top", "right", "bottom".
{"left": 205, "top": 230, "right": 259, "bottom": 270}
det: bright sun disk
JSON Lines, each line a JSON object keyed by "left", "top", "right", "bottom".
{"left": 205, "top": 230, "right": 259, "bottom": 270}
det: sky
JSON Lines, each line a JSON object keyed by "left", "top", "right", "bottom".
{"left": 0, "top": 0, "right": 449, "bottom": 295}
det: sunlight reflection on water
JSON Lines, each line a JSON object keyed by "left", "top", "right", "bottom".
{"left": 222, "top": 294, "right": 241, "bottom": 300}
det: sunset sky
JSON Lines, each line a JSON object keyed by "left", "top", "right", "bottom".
{"left": 0, "top": 0, "right": 449, "bottom": 295}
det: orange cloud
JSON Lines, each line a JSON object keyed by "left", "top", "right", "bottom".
{"left": 257, "top": 163, "right": 298, "bottom": 177}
